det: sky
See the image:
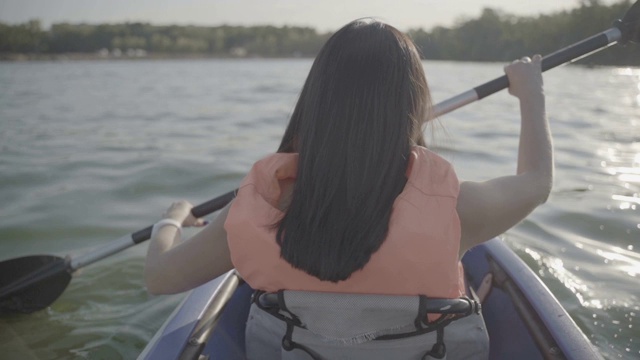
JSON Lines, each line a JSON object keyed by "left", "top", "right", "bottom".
{"left": 0, "top": 0, "right": 622, "bottom": 32}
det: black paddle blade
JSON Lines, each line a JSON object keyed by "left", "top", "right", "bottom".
{"left": 616, "top": 0, "right": 640, "bottom": 44}
{"left": 0, "top": 255, "right": 72, "bottom": 314}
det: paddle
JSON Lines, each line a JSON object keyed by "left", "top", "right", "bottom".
{"left": 1, "top": 0, "right": 638, "bottom": 315}
{"left": 0, "top": 191, "right": 235, "bottom": 314}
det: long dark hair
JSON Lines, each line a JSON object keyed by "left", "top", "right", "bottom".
{"left": 276, "top": 19, "right": 431, "bottom": 282}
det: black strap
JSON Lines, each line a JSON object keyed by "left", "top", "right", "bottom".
{"left": 414, "top": 295, "right": 429, "bottom": 330}
{"left": 280, "top": 318, "right": 325, "bottom": 359}
{"left": 254, "top": 290, "right": 322, "bottom": 359}
{"left": 254, "top": 290, "right": 302, "bottom": 326}
{"left": 423, "top": 327, "right": 447, "bottom": 359}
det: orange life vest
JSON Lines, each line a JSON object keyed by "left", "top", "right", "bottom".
{"left": 225, "top": 146, "right": 464, "bottom": 298}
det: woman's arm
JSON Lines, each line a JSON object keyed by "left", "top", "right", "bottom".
{"left": 144, "top": 201, "right": 234, "bottom": 294}
{"left": 457, "top": 55, "right": 553, "bottom": 254}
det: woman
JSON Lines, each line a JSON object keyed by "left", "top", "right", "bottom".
{"left": 145, "top": 19, "right": 552, "bottom": 359}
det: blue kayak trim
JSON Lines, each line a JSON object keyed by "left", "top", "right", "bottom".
{"left": 137, "top": 275, "right": 227, "bottom": 359}
{"left": 464, "top": 239, "right": 602, "bottom": 359}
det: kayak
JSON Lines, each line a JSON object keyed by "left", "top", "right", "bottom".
{"left": 137, "top": 238, "right": 603, "bottom": 360}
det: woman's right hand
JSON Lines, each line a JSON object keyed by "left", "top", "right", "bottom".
{"left": 504, "top": 54, "right": 544, "bottom": 101}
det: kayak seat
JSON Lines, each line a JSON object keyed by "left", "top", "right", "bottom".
{"left": 245, "top": 290, "right": 488, "bottom": 360}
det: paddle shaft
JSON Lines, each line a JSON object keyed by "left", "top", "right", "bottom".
{"left": 68, "top": 190, "right": 236, "bottom": 271}
{"left": 431, "top": 27, "right": 622, "bottom": 118}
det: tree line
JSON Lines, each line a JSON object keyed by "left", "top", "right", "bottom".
{"left": 408, "top": 0, "right": 638, "bottom": 65}
{"left": 0, "top": 0, "right": 637, "bottom": 65}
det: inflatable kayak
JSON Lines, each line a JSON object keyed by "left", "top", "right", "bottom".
{"left": 138, "top": 238, "right": 603, "bottom": 360}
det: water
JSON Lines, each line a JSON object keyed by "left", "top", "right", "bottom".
{"left": 0, "top": 59, "right": 638, "bottom": 359}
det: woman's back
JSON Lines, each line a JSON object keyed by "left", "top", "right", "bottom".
{"left": 272, "top": 19, "right": 433, "bottom": 282}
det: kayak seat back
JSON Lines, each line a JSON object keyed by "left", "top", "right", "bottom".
{"left": 245, "top": 290, "right": 489, "bottom": 360}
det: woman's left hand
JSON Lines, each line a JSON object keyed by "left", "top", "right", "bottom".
{"left": 162, "top": 200, "right": 207, "bottom": 227}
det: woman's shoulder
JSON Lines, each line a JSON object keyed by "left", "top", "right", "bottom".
{"left": 244, "top": 152, "right": 299, "bottom": 182}
{"left": 411, "top": 146, "right": 456, "bottom": 176}
{"left": 234, "top": 152, "right": 299, "bottom": 205}
{"left": 407, "top": 146, "right": 459, "bottom": 197}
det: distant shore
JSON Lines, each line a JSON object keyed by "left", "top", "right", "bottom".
{"left": 0, "top": 52, "right": 313, "bottom": 62}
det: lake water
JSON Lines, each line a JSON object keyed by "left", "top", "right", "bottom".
{"left": 0, "top": 59, "right": 638, "bottom": 359}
